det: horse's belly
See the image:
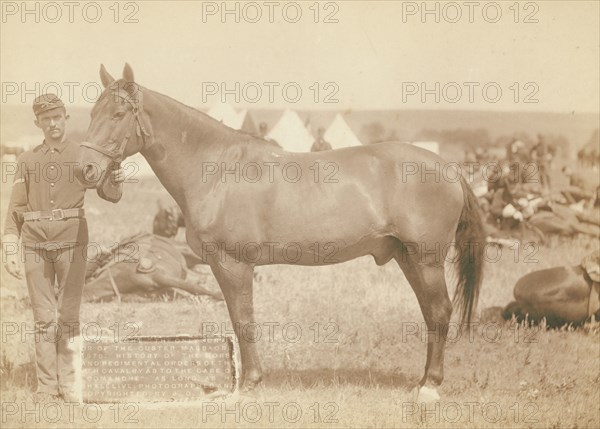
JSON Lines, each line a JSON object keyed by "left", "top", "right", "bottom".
{"left": 197, "top": 234, "right": 397, "bottom": 266}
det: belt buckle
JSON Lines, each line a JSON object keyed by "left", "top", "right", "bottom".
{"left": 51, "top": 209, "right": 65, "bottom": 221}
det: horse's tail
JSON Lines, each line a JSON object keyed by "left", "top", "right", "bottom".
{"left": 453, "top": 176, "right": 485, "bottom": 324}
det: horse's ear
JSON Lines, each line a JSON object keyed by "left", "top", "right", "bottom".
{"left": 123, "top": 63, "right": 135, "bottom": 83}
{"left": 122, "top": 63, "right": 137, "bottom": 96}
{"left": 99, "top": 64, "right": 115, "bottom": 88}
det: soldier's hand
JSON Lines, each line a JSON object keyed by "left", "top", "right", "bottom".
{"left": 110, "top": 166, "right": 126, "bottom": 184}
{"left": 2, "top": 234, "right": 23, "bottom": 280}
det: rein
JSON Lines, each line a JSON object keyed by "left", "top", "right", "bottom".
{"left": 81, "top": 83, "right": 150, "bottom": 164}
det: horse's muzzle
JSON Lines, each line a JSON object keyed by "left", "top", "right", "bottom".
{"left": 73, "top": 162, "right": 102, "bottom": 188}
{"left": 82, "top": 163, "right": 101, "bottom": 184}
{"left": 76, "top": 143, "right": 109, "bottom": 188}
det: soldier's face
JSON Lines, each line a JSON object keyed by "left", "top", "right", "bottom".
{"left": 35, "top": 108, "right": 69, "bottom": 141}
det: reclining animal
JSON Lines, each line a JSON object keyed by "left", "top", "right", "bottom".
{"left": 83, "top": 232, "right": 223, "bottom": 302}
{"left": 502, "top": 250, "right": 600, "bottom": 326}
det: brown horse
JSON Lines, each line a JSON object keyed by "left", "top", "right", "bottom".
{"left": 83, "top": 232, "right": 222, "bottom": 302}
{"left": 75, "top": 64, "right": 485, "bottom": 402}
{"left": 503, "top": 250, "right": 600, "bottom": 326}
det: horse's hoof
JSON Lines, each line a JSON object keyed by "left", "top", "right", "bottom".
{"left": 417, "top": 385, "right": 441, "bottom": 403}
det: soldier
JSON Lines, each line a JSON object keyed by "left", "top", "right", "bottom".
{"left": 311, "top": 127, "right": 333, "bottom": 152}
{"left": 256, "top": 122, "right": 280, "bottom": 148}
{"left": 257, "top": 122, "right": 269, "bottom": 139}
{"left": 531, "top": 134, "right": 551, "bottom": 191}
{"left": 1, "top": 94, "right": 124, "bottom": 403}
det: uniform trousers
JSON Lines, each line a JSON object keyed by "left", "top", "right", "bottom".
{"left": 23, "top": 243, "right": 87, "bottom": 398}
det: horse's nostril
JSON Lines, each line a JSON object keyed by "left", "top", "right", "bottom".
{"left": 83, "top": 164, "right": 99, "bottom": 183}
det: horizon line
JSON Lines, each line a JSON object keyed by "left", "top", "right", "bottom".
{"left": 1, "top": 102, "right": 599, "bottom": 117}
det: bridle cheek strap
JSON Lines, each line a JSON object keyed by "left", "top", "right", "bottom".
{"left": 81, "top": 88, "right": 150, "bottom": 164}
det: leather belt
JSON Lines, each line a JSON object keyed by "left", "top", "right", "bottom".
{"left": 23, "top": 208, "right": 85, "bottom": 222}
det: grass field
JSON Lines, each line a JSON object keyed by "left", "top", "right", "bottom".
{"left": 1, "top": 170, "right": 599, "bottom": 428}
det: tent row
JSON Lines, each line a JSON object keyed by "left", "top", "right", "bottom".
{"left": 206, "top": 102, "right": 363, "bottom": 152}
{"left": 206, "top": 101, "right": 439, "bottom": 154}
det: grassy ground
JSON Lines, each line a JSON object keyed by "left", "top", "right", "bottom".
{"left": 1, "top": 173, "right": 599, "bottom": 428}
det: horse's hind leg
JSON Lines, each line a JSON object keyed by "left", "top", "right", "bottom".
{"left": 395, "top": 247, "right": 452, "bottom": 402}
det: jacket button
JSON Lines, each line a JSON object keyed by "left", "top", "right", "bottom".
{"left": 50, "top": 183, "right": 55, "bottom": 187}
{"left": 50, "top": 200, "right": 54, "bottom": 204}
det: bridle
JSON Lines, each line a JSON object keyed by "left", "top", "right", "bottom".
{"left": 81, "top": 83, "right": 150, "bottom": 164}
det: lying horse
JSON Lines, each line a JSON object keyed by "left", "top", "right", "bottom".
{"left": 75, "top": 64, "right": 485, "bottom": 402}
{"left": 84, "top": 232, "right": 223, "bottom": 302}
{"left": 503, "top": 250, "right": 600, "bottom": 326}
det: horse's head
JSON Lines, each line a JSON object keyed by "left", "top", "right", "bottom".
{"left": 76, "top": 63, "right": 152, "bottom": 194}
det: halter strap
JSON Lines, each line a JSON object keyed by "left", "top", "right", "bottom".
{"left": 81, "top": 84, "right": 150, "bottom": 163}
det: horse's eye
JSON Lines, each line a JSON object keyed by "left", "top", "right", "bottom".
{"left": 113, "top": 111, "right": 126, "bottom": 120}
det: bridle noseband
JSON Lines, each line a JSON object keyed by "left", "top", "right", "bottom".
{"left": 81, "top": 83, "right": 150, "bottom": 164}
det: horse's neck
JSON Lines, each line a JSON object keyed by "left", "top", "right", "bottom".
{"left": 137, "top": 89, "right": 250, "bottom": 212}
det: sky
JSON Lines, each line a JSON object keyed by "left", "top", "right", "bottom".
{"left": 1, "top": 0, "right": 599, "bottom": 113}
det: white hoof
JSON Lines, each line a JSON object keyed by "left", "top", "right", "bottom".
{"left": 417, "top": 385, "right": 441, "bottom": 403}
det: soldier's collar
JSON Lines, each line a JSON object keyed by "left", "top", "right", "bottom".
{"left": 41, "top": 138, "right": 69, "bottom": 154}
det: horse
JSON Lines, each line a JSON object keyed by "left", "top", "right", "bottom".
{"left": 502, "top": 250, "right": 600, "bottom": 327}
{"left": 74, "top": 64, "right": 485, "bottom": 402}
{"left": 83, "top": 232, "right": 223, "bottom": 302}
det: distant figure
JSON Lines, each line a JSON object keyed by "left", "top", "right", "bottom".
{"left": 464, "top": 150, "right": 477, "bottom": 164}
{"left": 530, "top": 134, "right": 551, "bottom": 191}
{"left": 488, "top": 174, "right": 521, "bottom": 229}
{"left": 256, "top": 122, "right": 280, "bottom": 148}
{"left": 311, "top": 127, "right": 332, "bottom": 152}
{"left": 258, "top": 122, "right": 268, "bottom": 139}
{"left": 561, "top": 166, "right": 596, "bottom": 204}
{"left": 506, "top": 138, "right": 530, "bottom": 183}
{"left": 507, "top": 138, "right": 526, "bottom": 163}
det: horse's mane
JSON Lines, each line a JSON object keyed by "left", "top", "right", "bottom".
{"left": 140, "top": 83, "right": 280, "bottom": 148}
{"left": 98, "top": 79, "right": 280, "bottom": 150}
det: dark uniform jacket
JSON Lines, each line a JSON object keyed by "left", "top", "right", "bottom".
{"left": 4, "top": 138, "right": 88, "bottom": 249}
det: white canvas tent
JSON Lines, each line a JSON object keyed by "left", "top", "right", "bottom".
{"left": 207, "top": 101, "right": 241, "bottom": 128}
{"left": 236, "top": 109, "right": 257, "bottom": 135}
{"left": 207, "top": 102, "right": 257, "bottom": 134}
{"left": 324, "top": 114, "right": 362, "bottom": 149}
{"left": 411, "top": 141, "right": 440, "bottom": 155}
{"left": 266, "top": 109, "right": 313, "bottom": 152}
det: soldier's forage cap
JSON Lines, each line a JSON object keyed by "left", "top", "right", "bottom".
{"left": 32, "top": 94, "right": 65, "bottom": 116}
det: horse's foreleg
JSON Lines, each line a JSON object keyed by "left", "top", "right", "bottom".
{"left": 209, "top": 260, "right": 262, "bottom": 391}
{"left": 395, "top": 250, "right": 452, "bottom": 402}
